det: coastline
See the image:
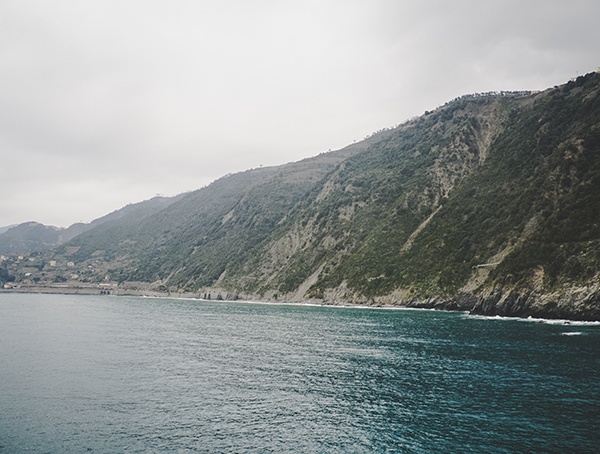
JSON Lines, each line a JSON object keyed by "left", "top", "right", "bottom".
{"left": 3, "top": 282, "right": 600, "bottom": 322}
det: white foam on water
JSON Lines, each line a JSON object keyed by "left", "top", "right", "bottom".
{"left": 466, "top": 313, "right": 600, "bottom": 326}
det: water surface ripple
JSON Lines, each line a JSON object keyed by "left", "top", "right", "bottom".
{"left": 1, "top": 294, "right": 598, "bottom": 452}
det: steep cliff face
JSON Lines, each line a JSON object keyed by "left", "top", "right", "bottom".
{"left": 222, "top": 94, "right": 515, "bottom": 298}
{"left": 53, "top": 140, "right": 382, "bottom": 287}
{"left": 221, "top": 72, "right": 600, "bottom": 319}
{"left": 15, "top": 72, "right": 600, "bottom": 320}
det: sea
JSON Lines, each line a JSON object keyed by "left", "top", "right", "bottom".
{"left": 0, "top": 293, "right": 599, "bottom": 453}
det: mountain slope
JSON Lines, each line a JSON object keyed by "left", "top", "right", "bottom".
{"left": 221, "top": 91, "right": 514, "bottom": 298}
{"left": 0, "top": 195, "right": 182, "bottom": 256}
{"left": 9, "top": 71, "right": 600, "bottom": 320}
{"left": 0, "top": 222, "right": 65, "bottom": 255}
{"left": 57, "top": 140, "right": 381, "bottom": 286}
{"left": 221, "top": 72, "right": 600, "bottom": 319}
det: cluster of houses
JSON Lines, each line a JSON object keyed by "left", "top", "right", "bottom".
{"left": 1, "top": 253, "right": 115, "bottom": 292}
{"left": 1, "top": 253, "right": 236, "bottom": 300}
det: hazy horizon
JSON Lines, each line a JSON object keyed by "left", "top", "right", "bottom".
{"left": 2, "top": 0, "right": 599, "bottom": 227}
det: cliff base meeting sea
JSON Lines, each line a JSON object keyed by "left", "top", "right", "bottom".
{"left": 1, "top": 293, "right": 598, "bottom": 452}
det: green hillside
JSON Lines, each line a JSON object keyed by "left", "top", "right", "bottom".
{"left": 225, "top": 72, "right": 600, "bottom": 319}
{"left": 0, "top": 222, "right": 64, "bottom": 255}
{"left": 57, "top": 142, "right": 375, "bottom": 287}
{"left": 8, "top": 72, "right": 600, "bottom": 320}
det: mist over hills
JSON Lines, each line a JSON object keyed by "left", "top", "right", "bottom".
{"left": 0, "top": 195, "right": 183, "bottom": 255}
{"left": 3, "top": 71, "right": 600, "bottom": 320}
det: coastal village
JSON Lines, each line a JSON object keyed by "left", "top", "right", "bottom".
{"left": 1, "top": 250, "right": 235, "bottom": 300}
{"left": 2, "top": 249, "right": 121, "bottom": 294}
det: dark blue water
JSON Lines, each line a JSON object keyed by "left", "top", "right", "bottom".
{"left": 0, "top": 293, "right": 598, "bottom": 453}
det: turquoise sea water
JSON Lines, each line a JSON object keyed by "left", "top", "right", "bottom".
{"left": 0, "top": 293, "right": 598, "bottom": 453}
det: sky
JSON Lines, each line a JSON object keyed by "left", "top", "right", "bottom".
{"left": 1, "top": 0, "right": 599, "bottom": 228}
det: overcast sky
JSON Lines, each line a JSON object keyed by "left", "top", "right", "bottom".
{"left": 1, "top": 0, "right": 599, "bottom": 227}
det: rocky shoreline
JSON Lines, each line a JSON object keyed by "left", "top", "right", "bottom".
{"left": 3, "top": 282, "right": 600, "bottom": 322}
{"left": 468, "top": 285, "right": 600, "bottom": 322}
{"left": 398, "top": 286, "right": 600, "bottom": 322}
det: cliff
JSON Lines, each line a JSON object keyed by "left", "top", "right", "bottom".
{"left": 6, "top": 72, "right": 600, "bottom": 320}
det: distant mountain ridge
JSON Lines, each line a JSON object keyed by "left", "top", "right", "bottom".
{"left": 0, "top": 195, "right": 183, "bottom": 255}
{"left": 0, "top": 225, "right": 17, "bottom": 235}
{"left": 4, "top": 71, "right": 600, "bottom": 320}
{"left": 0, "top": 222, "right": 65, "bottom": 255}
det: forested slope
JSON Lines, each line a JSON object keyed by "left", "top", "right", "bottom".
{"left": 11, "top": 72, "right": 600, "bottom": 320}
